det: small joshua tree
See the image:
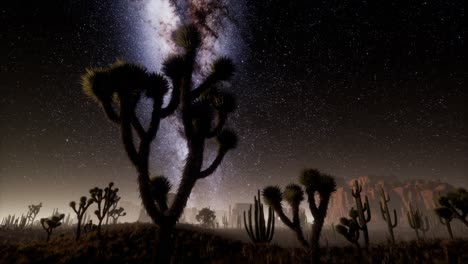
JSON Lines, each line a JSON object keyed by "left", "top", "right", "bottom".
{"left": 379, "top": 186, "right": 397, "bottom": 243}
{"left": 351, "top": 180, "right": 371, "bottom": 249}
{"left": 244, "top": 189, "right": 275, "bottom": 244}
{"left": 109, "top": 207, "right": 126, "bottom": 224}
{"left": 196, "top": 207, "right": 216, "bottom": 228}
{"left": 434, "top": 188, "right": 468, "bottom": 227}
{"left": 336, "top": 208, "right": 362, "bottom": 256}
{"left": 81, "top": 24, "right": 237, "bottom": 263}
{"left": 70, "top": 196, "right": 94, "bottom": 241}
{"left": 40, "top": 213, "right": 65, "bottom": 242}
{"left": 434, "top": 193, "right": 455, "bottom": 239}
{"left": 26, "top": 203, "right": 42, "bottom": 226}
{"left": 263, "top": 168, "right": 336, "bottom": 264}
{"left": 107, "top": 194, "right": 123, "bottom": 224}
{"left": 407, "top": 203, "right": 429, "bottom": 240}
{"left": 90, "top": 182, "right": 120, "bottom": 236}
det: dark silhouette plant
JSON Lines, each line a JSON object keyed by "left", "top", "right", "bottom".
{"left": 81, "top": 23, "right": 237, "bottom": 263}
{"left": 434, "top": 188, "right": 468, "bottom": 227}
{"left": 407, "top": 203, "right": 429, "bottom": 240}
{"left": 336, "top": 208, "right": 362, "bottom": 256}
{"left": 90, "top": 182, "right": 120, "bottom": 236}
{"left": 379, "top": 186, "right": 397, "bottom": 243}
{"left": 222, "top": 214, "right": 228, "bottom": 228}
{"left": 106, "top": 194, "right": 122, "bottom": 224}
{"left": 263, "top": 168, "right": 336, "bottom": 264}
{"left": 40, "top": 213, "right": 65, "bottom": 242}
{"left": 244, "top": 189, "right": 275, "bottom": 244}
{"left": 70, "top": 195, "right": 94, "bottom": 241}
{"left": 351, "top": 179, "right": 371, "bottom": 249}
{"left": 25, "top": 203, "right": 42, "bottom": 226}
{"left": 196, "top": 207, "right": 216, "bottom": 228}
{"left": 109, "top": 207, "right": 126, "bottom": 224}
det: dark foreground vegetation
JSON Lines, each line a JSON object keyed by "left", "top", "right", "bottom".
{"left": 1, "top": 223, "right": 467, "bottom": 264}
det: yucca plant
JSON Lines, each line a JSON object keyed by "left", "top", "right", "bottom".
{"left": 70, "top": 195, "right": 94, "bottom": 241}
{"left": 244, "top": 189, "right": 275, "bottom": 244}
{"left": 25, "top": 203, "right": 42, "bottom": 226}
{"left": 40, "top": 213, "right": 65, "bottom": 242}
{"left": 263, "top": 168, "right": 336, "bottom": 264}
{"left": 81, "top": 24, "right": 237, "bottom": 263}
{"left": 336, "top": 208, "right": 362, "bottom": 256}
{"left": 434, "top": 188, "right": 468, "bottom": 228}
{"left": 90, "top": 182, "right": 120, "bottom": 237}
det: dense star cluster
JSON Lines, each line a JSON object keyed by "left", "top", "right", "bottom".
{"left": 0, "top": 0, "right": 466, "bottom": 218}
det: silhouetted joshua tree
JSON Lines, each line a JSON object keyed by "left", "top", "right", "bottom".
{"left": 196, "top": 207, "right": 216, "bottom": 228}
{"left": 434, "top": 188, "right": 468, "bottom": 228}
{"left": 40, "top": 213, "right": 65, "bottom": 242}
{"left": 379, "top": 186, "right": 397, "bottom": 243}
{"left": 336, "top": 208, "right": 362, "bottom": 256}
{"left": 70, "top": 195, "right": 94, "bottom": 241}
{"left": 351, "top": 180, "right": 371, "bottom": 249}
{"left": 106, "top": 194, "right": 121, "bottom": 225}
{"left": 90, "top": 182, "right": 120, "bottom": 236}
{"left": 244, "top": 189, "right": 275, "bottom": 244}
{"left": 407, "top": 202, "right": 429, "bottom": 240}
{"left": 109, "top": 207, "right": 126, "bottom": 224}
{"left": 26, "top": 203, "right": 42, "bottom": 226}
{"left": 81, "top": 24, "right": 237, "bottom": 263}
{"left": 263, "top": 168, "right": 336, "bottom": 264}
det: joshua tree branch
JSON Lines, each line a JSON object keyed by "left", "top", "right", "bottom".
{"left": 191, "top": 74, "right": 216, "bottom": 99}
{"left": 198, "top": 148, "right": 228, "bottom": 179}
{"left": 131, "top": 115, "right": 146, "bottom": 139}
{"left": 306, "top": 190, "right": 319, "bottom": 217}
{"left": 205, "top": 112, "right": 227, "bottom": 138}
{"left": 161, "top": 81, "right": 180, "bottom": 118}
{"left": 102, "top": 102, "right": 120, "bottom": 123}
{"left": 121, "top": 119, "right": 140, "bottom": 166}
{"left": 146, "top": 100, "right": 162, "bottom": 141}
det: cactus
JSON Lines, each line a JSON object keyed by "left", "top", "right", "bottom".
{"left": 434, "top": 188, "right": 468, "bottom": 227}
{"left": 379, "top": 186, "right": 397, "bottom": 243}
{"left": 81, "top": 23, "right": 238, "bottom": 264}
{"left": 351, "top": 179, "right": 371, "bottom": 249}
{"left": 40, "top": 213, "right": 65, "bottom": 242}
{"left": 407, "top": 203, "right": 429, "bottom": 240}
{"left": 25, "top": 203, "right": 42, "bottom": 226}
{"left": 244, "top": 190, "right": 275, "bottom": 243}
{"left": 70, "top": 195, "right": 94, "bottom": 241}
{"left": 336, "top": 208, "right": 362, "bottom": 255}
{"left": 263, "top": 168, "right": 336, "bottom": 264}
{"left": 222, "top": 214, "right": 229, "bottom": 228}
{"left": 90, "top": 182, "right": 119, "bottom": 236}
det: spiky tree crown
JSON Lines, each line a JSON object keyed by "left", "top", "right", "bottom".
{"left": 262, "top": 186, "right": 283, "bottom": 209}
{"left": 174, "top": 24, "right": 201, "bottom": 52}
{"left": 211, "top": 57, "right": 235, "bottom": 81}
{"left": 217, "top": 129, "right": 238, "bottom": 150}
{"left": 149, "top": 176, "right": 172, "bottom": 201}
{"left": 283, "top": 184, "right": 304, "bottom": 206}
{"left": 299, "top": 169, "right": 336, "bottom": 194}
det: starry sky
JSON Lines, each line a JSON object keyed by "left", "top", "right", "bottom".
{"left": 1, "top": 0, "right": 466, "bottom": 219}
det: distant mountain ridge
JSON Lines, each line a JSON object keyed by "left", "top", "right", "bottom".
{"left": 326, "top": 175, "right": 454, "bottom": 224}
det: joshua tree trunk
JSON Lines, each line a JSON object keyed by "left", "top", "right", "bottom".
{"left": 310, "top": 216, "right": 324, "bottom": 264}
{"left": 76, "top": 218, "right": 82, "bottom": 241}
{"left": 155, "top": 225, "right": 173, "bottom": 263}
{"left": 46, "top": 231, "right": 51, "bottom": 242}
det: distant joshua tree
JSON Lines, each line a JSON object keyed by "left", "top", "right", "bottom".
{"left": 434, "top": 188, "right": 468, "bottom": 228}
{"left": 40, "top": 213, "right": 65, "bottom": 242}
{"left": 336, "top": 208, "right": 362, "bottom": 256}
{"left": 90, "top": 182, "right": 120, "bottom": 236}
{"left": 26, "top": 203, "right": 42, "bottom": 226}
{"left": 81, "top": 24, "right": 237, "bottom": 263}
{"left": 70, "top": 195, "right": 94, "bottom": 241}
{"left": 263, "top": 168, "right": 336, "bottom": 264}
{"left": 196, "top": 207, "right": 216, "bottom": 228}
{"left": 109, "top": 207, "right": 126, "bottom": 224}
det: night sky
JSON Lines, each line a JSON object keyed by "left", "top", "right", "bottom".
{"left": 1, "top": 0, "right": 466, "bottom": 219}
